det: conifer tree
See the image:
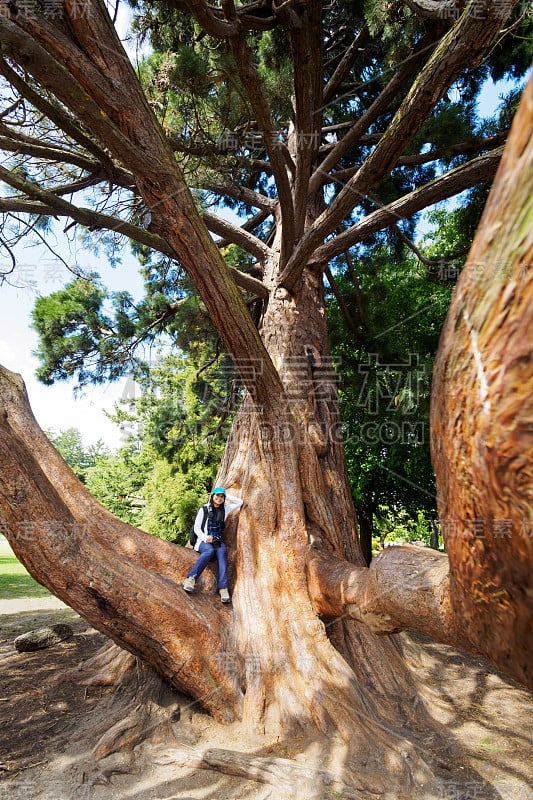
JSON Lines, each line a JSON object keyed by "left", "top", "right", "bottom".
{"left": 0, "top": 2, "right": 531, "bottom": 795}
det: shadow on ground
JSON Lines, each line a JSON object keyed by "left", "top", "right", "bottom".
{"left": 0, "top": 612, "right": 532, "bottom": 800}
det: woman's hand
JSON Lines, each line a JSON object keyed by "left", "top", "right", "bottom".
{"left": 206, "top": 535, "right": 213, "bottom": 543}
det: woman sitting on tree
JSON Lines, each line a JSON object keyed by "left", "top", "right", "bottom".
{"left": 183, "top": 488, "right": 243, "bottom": 603}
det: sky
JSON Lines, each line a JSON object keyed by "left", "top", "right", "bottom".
{"left": 0, "top": 21, "right": 528, "bottom": 453}
{"left": 0, "top": 241, "right": 145, "bottom": 449}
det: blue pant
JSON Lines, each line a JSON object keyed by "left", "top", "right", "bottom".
{"left": 187, "top": 541, "right": 228, "bottom": 589}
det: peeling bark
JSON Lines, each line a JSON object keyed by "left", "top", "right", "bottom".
{"left": 431, "top": 75, "right": 533, "bottom": 688}
{"left": 0, "top": 3, "right": 531, "bottom": 796}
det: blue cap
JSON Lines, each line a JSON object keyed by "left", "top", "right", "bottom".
{"left": 212, "top": 487, "right": 226, "bottom": 496}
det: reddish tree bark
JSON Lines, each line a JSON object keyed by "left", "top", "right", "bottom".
{"left": 0, "top": 2, "right": 531, "bottom": 796}
{"left": 430, "top": 75, "right": 533, "bottom": 687}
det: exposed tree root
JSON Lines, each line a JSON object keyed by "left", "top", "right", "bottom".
{"left": 68, "top": 640, "right": 182, "bottom": 787}
{"left": 153, "top": 745, "right": 378, "bottom": 799}
{"left": 61, "top": 637, "right": 503, "bottom": 800}
{"left": 77, "top": 641, "right": 137, "bottom": 687}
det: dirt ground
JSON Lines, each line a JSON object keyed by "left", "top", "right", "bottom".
{"left": 1, "top": 598, "right": 532, "bottom": 800}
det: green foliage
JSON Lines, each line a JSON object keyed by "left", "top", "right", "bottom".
{"left": 363, "top": 0, "right": 416, "bottom": 51}
{"left": 31, "top": 261, "right": 210, "bottom": 387}
{"left": 31, "top": 277, "right": 141, "bottom": 386}
{"left": 414, "top": 101, "right": 477, "bottom": 156}
{"left": 140, "top": 460, "right": 212, "bottom": 543}
{"left": 495, "top": 86, "right": 528, "bottom": 133}
{"left": 327, "top": 211, "right": 463, "bottom": 541}
{"left": 78, "top": 346, "right": 231, "bottom": 538}
{"left": 421, "top": 192, "right": 486, "bottom": 264}
{"left": 486, "top": 11, "right": 533, "bottom": 83}
{"left": 46, "top": 427, "right": 109, "bottom": 483}
{"left": 114, "top": 349, "right": 232, "bottom": 470}
{"left": 257, "top": 29, "right": 293, "bottom": 120}
{"left": 171, "top": 47, "right": 212, "bottom": 96}
{"left": 372, "top": 505, "right": 431, "bottom": 548}
{"left": 85, "top": 444, "right": 152, "bottom": 525}
{"left": 21, "top": 0, "right": 530, "bottom": 553}
{"left": 29, "top": 0, "right": 530, "bottom": 397}
{"left": 36, "top": 340, "right": 232, "bottom": 540}
{"left": 32, "top": 278, "right": 107, "bottom": 384}
{"left": 330, "top": 195, "right": 503, "bottom": 544}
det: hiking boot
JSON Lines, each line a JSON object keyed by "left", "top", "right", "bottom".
{"left": 183, "top": 576, "right": 196, "bottom": 593}
{"left": 219, "top": 587, "right": 231, "bottom": 604}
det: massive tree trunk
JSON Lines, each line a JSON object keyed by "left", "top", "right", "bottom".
{"left": 216, "top": 252, "right": 424, "bottom": 751}
{"left": 430, "top": 75, "right": 533, "bottom": 687}
{"left": 0, "top": 1, "right": 531, "bottom": 795}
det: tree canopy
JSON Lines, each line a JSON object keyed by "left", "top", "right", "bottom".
{"left": 1, "top": 0, "right": 529, "bottom": 326}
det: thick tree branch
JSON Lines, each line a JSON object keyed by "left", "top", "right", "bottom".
{"left": 170, "top": 0, "right": 237, "bottom": 36}
{"left": 281, "top": 1, "right": 517, "bottom": 289}
{"left": 226, "top": 27, "right": 296, "bottom": 265}
{"left": 307, "top": 546, "right": 461, "bottom": 645}
{"left": 396, "top": 132, "right": 508, "bottom": 166}
{"left": 403, "top": 0, "right": 461, "bottom": 19}
{"left": 307, "top": 532, "right": 531, "bottom": 692}
{"left": 234, "top": 208, "right": 270, "bottom": 234}
{"left": 0, "top": 162, "right": 164, "bottom": 244}
{"left": 0, "top": 132, "right": 98, "bottom": 174}
{"left": 168, "top": 0, "right": 278, "bottom": 35}
{"left": 311, "top": 146, "right": 503, "bottom": 263}
{"left": 205, "top": 181, "right": 277, "bottom": 213}
{"left": 0, "top": 2, "right": 283, "bottom": 409}
{"left": 287, "top": 1, "right": 323, "bottom": 238}
{"left": 430, "top": 75, "right": 533, "bottom": 690}
{"left": 306, "top": 77, "right": 533, "bottom": 694}
{"left": 202, "top": 211, "right": 271, "bottom": 262}
{"left": 0, "top": 17, "right": 157, "bottom": 170}
{"left": 329, "top": 132, "right": 508, "bottom": 183}
{"left": 0, "top": 365, "right": 243, "bottom": 722}
{"left": 0, "top": 192, "right": 269, "bottom": 298}
{"left": 0, "top": 57, "right": 118, "bottom": 173}
{"left": 212, "top": 208, "right": 271, "bottom": 247}
{"left": 0, "top": 124, "right": 136, "bottom": 190}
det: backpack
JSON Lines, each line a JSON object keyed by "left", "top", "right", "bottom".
{"left": 189, "top": 505, "right": 208, "bottom": 548}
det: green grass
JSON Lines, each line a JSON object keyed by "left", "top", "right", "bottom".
{"left": 0, "top": 537, "right": 52, "bottom": 600}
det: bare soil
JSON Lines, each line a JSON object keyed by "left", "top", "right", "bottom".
{"left": 1, "top": 599, "right": 532, "bottom": 800}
